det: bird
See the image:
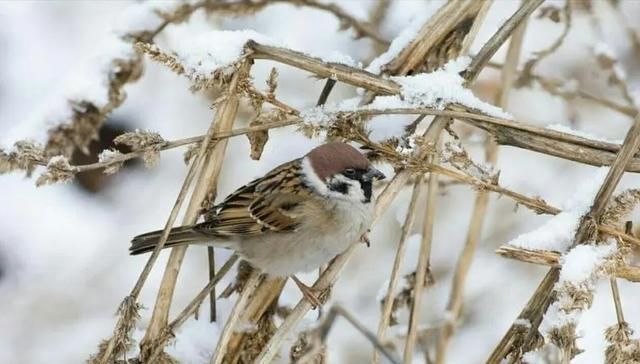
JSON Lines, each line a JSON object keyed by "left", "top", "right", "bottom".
{"left": 129, "top": 142, "right": 385, "bottom": 306}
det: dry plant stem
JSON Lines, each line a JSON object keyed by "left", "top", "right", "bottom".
{"left": 60, "top": 107, "right": 640, "bottom": 176}
{"left": 486, "top": 268, "right": 560, "bottom": 364}
{"left": 495, "top": 246, "right": 640, "bottom": 282}
{"left": 171, "top": 255, "right": 239, "bottom": 330}
{"left": 486, "top": 62, "right": 637, "bottom": 118}
{"left": 224, "top": 277, "right": 287, "bottom": 362}
{"left": 491, "top": 113, "right": 640, "bottom": 363}
{"left": 146, "top": 254, "right": 240, "bottom": 363}
{"left": 610, "top": 222, "right": 632, "bottom": 329}
{"left": 140, "top": 68, "right": 243, "bottom": 359}
{"left": 435, "top": 19, "right": 527, "bottom": 364}
{"left": 403, "top": 167, "right": 439, "bottom": 364}
{"left": 384, "top": 0, "right": 487, "bottom": 75}
{"left": 464, "top": 0, "right": 543, "bottom": 84}
{"left": 373, "top": 179, "right": 424, "bottom": 364}
{"left": 210, "top": 271, "right": 263, "bottom": 364}
{"left": 369, "top": 0, "right": 390, "bottom": 56}
{"left": 359, "top": 107, "right": 640, "bottom": 172}
{"left": 207, "top": 247, "right": 216, "bottom": 322}
{"left": 66, "top": 118, "right": 299, "bottom": 173}
{"left": 271, "top": 0, "right": 388, "bottom": 45}
{"left": 316, "top": 305, "right": 401, "bottom": 364}
{"left": 248, "top": 42, "right": 400, "bottom": 95}
{"left": 610, "top": 277, "right": 626, "bottom": 324}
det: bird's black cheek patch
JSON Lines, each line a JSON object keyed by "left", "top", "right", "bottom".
{"left": 360, "top": 181, "right": 372, "bottom": 203}
{"left": 329, "top": 181, "right": 350, "bottom": 195}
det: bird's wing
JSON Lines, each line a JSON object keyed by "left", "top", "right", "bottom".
{"left": 196, "top": 159, "right": 313, "bottom": 237}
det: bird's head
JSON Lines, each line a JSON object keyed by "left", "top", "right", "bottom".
{"left": 301, "top": 142, "right": 385, "bottom": 203}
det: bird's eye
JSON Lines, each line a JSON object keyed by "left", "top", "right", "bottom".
{"left": 343, "top": 168, "right": 357, "bottom": 177}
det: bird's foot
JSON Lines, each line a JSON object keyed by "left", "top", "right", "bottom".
{"left": 292, "top": 275, "right": 323, "bottom": 309}
{"left": 360, "top": 232, "right": 371, "bottom": 247}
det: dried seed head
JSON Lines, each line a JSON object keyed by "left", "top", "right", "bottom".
{"left": 0, "top": 141, "right": 46, "bottom": 175}
{"left": 114, "top": 130, "right": 164, "bottom": 151}
{"left": 36, "top": 155, "right": 75, "bottom": 186}
{"left": 98, "top": 149, "right": 125, "bottom": 175}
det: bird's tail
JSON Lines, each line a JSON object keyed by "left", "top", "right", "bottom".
{"left": 129, "top": 225, "right": 211, "bottom": 255}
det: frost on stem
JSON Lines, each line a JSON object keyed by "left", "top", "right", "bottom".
{"left": 604, "top": 322, "right": 640, "bottom": 364}
{"left": 0, "top": 141, "right": 46, "bottom": 176}
{"left": 98, "top": 149, "right": 126, "bottom": 175}
{"left": 36, "top": 155, "right": 74, "bottom": 186}
{"left": 532, "top": 243, "right": 617, "bottom": 360}
{"left": 114, "top": 130, "right": 165, "bottom": 168}
{"left": 138, "top": 30, "right": 281, "bottom": 91}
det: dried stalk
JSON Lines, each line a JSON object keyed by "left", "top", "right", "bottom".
{"left": 373, "top": 179, "right": 424, "bottom": 363}
{"left": 42, "top": 106, "right": 640, "bottom": 179}
{"left": 434, "top": 18, "right": 528, "bottom": 364}
{"left": 610, "top": 222, "right": 633, "bottom": 329}
{"left": 139, "top": 65, "right": 244, "bottom": 360}
{"left": 307, "top": 305, "right": 401, "bottom": 364}
{"left": 248, "top": 41, "right": 400, "bottom": 95}
{"left": 516, "top": 0, "right": 571, "bottom": 87}
{"left": 487, "top": 61, "right": 637, "bottom": 118}
{"left": 403, "top": 160, "right": 439, "bottom": 363}
{"left": 145, "top": 254, "right": 239, "bottom": 363}
{"left": 272, "top": 0, "right": 388, "bottom": 45}
{"left": 210, "top": 271, "right": 263, "bottom": 364}
{"left": 495, "top": 245, "right": 640, "bottom": 282}
{"left": 223, "top": 277, "right": 287, "bottom": 363}
{"left": 383, "top": 0, "right": 486, "bottom": 75}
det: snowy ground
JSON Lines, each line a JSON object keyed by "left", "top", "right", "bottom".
{"left": 1, "top": 1, "right": 640, "bottom": 363}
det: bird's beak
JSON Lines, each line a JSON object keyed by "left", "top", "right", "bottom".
{"left": 366, "top": 167, "right": 386, "bottom": 181}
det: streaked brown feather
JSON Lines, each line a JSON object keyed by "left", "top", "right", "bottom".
{"left": 196, "top": 159, "right": 313, "bottom": 237}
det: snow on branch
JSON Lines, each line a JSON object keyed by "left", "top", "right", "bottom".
{"left": 301, "top": 57, "right": 511, "bottom": 134}
{"left": 0, "top": 1, "right": 188, "bottom": 172}
{"left": 138, "top": 30, "right": 282, "bottom": 91}
{"left": 506, "top": 168, "right": 608, "bottom": 252}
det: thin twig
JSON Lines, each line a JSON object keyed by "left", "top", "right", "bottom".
{"left": 495, "top": 245, "right": 640, "bottom": 282}
{"left": 403, "top": 159, "right": 438, "bottom": 363}
{"left": 610, "top": 222, "right": 632, "bottom": 330}
{"left": 210, "top": 271, "right": 263, "bottom": 364}
{"left": 312, "top": 305, "right": 401, "bottom": 364}
{"left": 435, "top": 17, "right": 528, "bottom": 364}
{"left": 373, "top": 179, "right": 423, "bottom": 364}
{"left": 272, "top": 0, "right": 389, "bottom": 45}
{"left": 145, "top": 254, "right": 239, "bottom": 363}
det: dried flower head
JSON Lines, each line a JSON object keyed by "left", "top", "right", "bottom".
{"left": 36, "top": 155, "right": 75, "bottom": 186}
{"left": 114, "top": 130, "right": 164, "bottom": 168}
{"left": 98, "top": 149, "right": 125, "bottom": 175}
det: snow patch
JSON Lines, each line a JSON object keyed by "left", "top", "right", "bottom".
{"left": 559, "top": 243, "right": 616, "bottom": 284}
{"left": 507, "top": 167, "right": 609, "bottom": 251}
{"left": 170, "top": 30, "right": 283, "bottom": 80}
{"left": 366, "top": 9, "right": 440, "bottom": 74}
{"left": 381, "top": 57, "right": 511, "bottom": 119}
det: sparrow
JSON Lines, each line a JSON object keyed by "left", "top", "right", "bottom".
{"left": 130, "top": 142, "right": 385, "bottom": 305}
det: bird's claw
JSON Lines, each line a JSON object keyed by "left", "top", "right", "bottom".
{"left": 360, "top": 233, "right": 371, "bottom": 247}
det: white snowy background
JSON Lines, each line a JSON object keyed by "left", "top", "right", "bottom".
{"left": 1, "top": 1, "right": 640, "bottom": 363}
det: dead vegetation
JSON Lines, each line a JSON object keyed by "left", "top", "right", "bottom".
{"left": 3, "top": 0, "right": 640, "bottom": 363}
